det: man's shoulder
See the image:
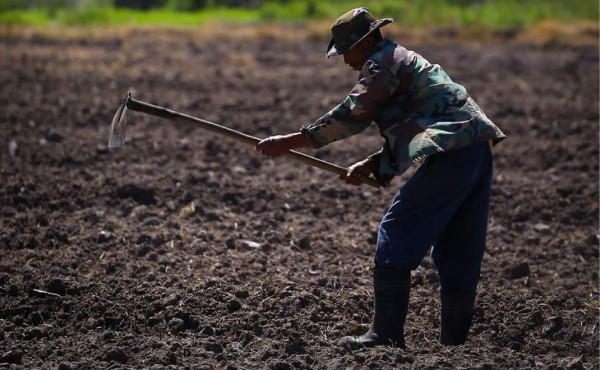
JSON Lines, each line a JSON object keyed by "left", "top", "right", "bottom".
{"left": 370, "top": 40, "right": 414, "bottom": 69}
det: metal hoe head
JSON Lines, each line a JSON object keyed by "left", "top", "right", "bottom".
{"left": 108, "top": 92, "right": 130, "bottom": 149}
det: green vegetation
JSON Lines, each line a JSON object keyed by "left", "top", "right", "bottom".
{"left": 0, "top": 0, "right": 597, "bottom": 28}
{"left": 0, "top": 7, "right": 261, "bottom": 26}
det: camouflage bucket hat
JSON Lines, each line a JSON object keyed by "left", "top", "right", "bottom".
{"left": 326, "top": 7, "right": 393, "bottom": 59}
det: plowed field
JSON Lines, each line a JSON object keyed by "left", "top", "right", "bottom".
{"left": 1, "top": 28, "right": 598, "bottom": 369}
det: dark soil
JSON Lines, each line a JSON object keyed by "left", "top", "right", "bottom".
{"left": 1, "top": 28, "right": 598, "bottom": 369}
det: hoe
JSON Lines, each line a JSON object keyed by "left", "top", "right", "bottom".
{"left": 108, "top": 92, "right": 380, "bottom": 188}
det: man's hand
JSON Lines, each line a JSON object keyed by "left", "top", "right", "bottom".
{"left": 341, "top": 157, "right": 377, "bottom": 186}
{"left": 256, "top": 133, "right": 309, "bottom": 157}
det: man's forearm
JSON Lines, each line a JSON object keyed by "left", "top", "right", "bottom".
{"left": 285, "top": 132, "right": 311, "bottom": 150}
{"left": 256, "top": 132, "right": 311, "bottom": 157}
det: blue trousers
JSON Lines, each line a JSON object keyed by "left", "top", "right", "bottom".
{"left": 375, "top": 142, "right": 493, "bottom": 294}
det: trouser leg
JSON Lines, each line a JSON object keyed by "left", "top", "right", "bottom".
{"left": 432, "top": 142, "right": 493, "bottom": 344}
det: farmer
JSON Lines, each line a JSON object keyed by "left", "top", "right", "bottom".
{"left": 256, "top": 7, "right": 505, "bottom": 347}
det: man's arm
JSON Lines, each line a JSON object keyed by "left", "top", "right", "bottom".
{"left": 255, "top": 132, "right": 310, "bottom": 157}
{"left": 302, "top": 60, "right": 400, "bottom": 148}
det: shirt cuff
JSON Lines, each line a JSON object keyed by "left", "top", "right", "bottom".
{"left": 300, "top": 126, "right": 326, "bottom": 149}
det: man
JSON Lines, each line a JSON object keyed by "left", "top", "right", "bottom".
{"left": 256, "top": 7, "right": 505, "bottom": 348}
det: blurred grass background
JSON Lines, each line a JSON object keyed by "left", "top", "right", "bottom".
{"left": 0, "top": 0, "right": 598, "bottom": 28}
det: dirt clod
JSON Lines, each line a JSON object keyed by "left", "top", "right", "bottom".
{"left": 542, "top": 316, "right": 564, "bottom": 338}
{"left": 204, "top": 342, "right": 224, "bottom": 354}
{"left": 505, "top": 262, "right": 530, "bottom": 279}
{"left": 117, "top": 184, "right": 156, "bottom": 205}
{"left": 44, "top": 128, "right": 63, "bottom": 142}
{"left": 46, "top": 278, "right": 66, "bottom": 296}
{"left": 102, "top": 348, "right": 129, "bottom": 364}
{"left": 227, "top": 298, "right": 242, "bottom": 313}
{"left": 0, "top": 351, "right": 22, "bottom": 365}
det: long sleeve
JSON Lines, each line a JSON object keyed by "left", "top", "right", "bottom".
{"left": 301, "top": 59, "right": 400, "bottom": 148}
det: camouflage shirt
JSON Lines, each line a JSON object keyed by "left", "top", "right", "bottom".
{"left": 301, "top": 39, "right": 506, "bottom": 185}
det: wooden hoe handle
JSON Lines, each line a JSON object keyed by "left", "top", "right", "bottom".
{"left": 125, "top": 97, "right": 381, "bottom": 189}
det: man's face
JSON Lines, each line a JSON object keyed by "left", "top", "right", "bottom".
{"left": 342, "top": 36, "right": 375, "bottom": 72}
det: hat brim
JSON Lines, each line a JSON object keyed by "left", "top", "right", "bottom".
{"left": 326, "top": 18, "right": 393, "bottom": 59}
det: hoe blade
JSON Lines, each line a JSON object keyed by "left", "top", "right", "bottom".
{"left": 108, "top": 93, "right": 130, "bottom": 149}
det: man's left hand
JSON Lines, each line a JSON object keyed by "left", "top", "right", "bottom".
{"left": 341, "top": 158, "right": 376, "bottom": 186}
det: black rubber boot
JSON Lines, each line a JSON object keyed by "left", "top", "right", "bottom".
{"left": 440, "top": 292, "right": 476, "bottom": 345}
{"left": 342, "top": 267, "right": 411, "bottom": 348}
